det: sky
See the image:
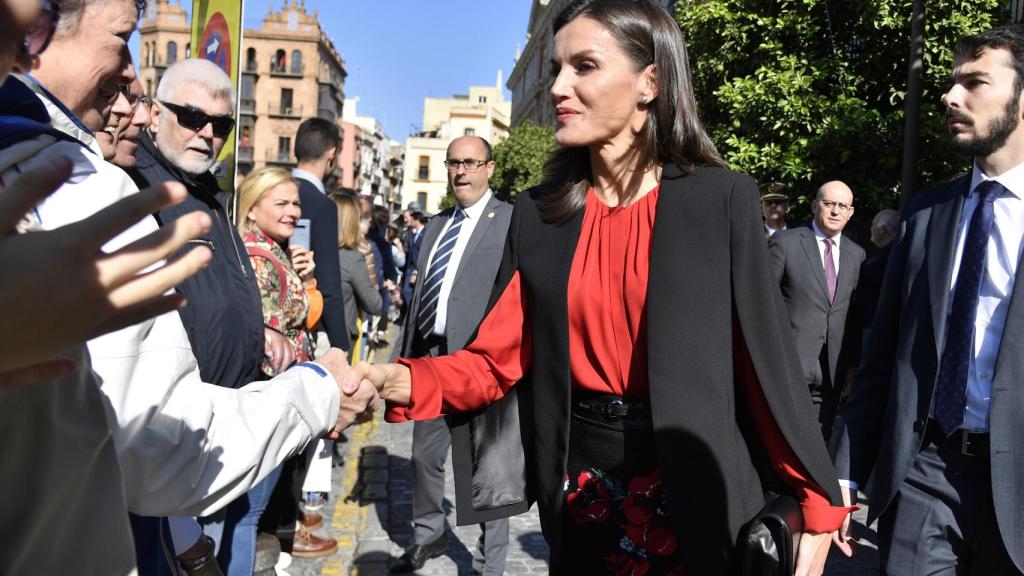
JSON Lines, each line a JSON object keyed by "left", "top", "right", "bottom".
{"left": 134, "top": 0, "right": 533, "bottom": 141}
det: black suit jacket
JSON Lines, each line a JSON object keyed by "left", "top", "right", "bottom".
{"left": 831, "top": 174, "right": 1024, "bottom": 571}
{"left": 447, "top": 164, "right": 843, "bottom": 574}
{"left": 294, "top": 177, "right": 349, "bottom": 351}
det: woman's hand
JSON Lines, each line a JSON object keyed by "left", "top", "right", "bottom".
{"left": 0, "top": 158, "right": 212, "bottom": 382}
{"left": 794, "top": 531, "right": 832, "bottom": 576}
{"left": 289, "top": 244, "right": 316, "bottom": 281}
{"left": 832, "top": 485, "right": 857, "bottom": 557}
{"left": 340, "top": 362, "right": 411, "bottom": 406}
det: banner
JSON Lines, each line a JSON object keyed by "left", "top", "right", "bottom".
{"left": 191, "top": 0, "right": 243, "bottom": 193}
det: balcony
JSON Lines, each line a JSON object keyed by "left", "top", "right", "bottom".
{"left": 265, "top": 149, "right": 295, "bottom": 165}
{"left": 268, "top": 102, "right": 303, "bottom": 119}
{"left": 244, "top": 60, "right": 258, "bottom": 74}
{"left": 240, "top": 99, "right": 256, "bottom": 115}
{"left": 270, "top": 63, "right": 304, "bottom": 78}
{"left": 238, "top": 145, "right": 253, "bottom": 162}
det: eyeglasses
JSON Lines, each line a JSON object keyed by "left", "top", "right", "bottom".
{"left": 158, "top": 101, "right": 236, "bottom": 137}
{"left": 117, "top": 85, "right": 151, "bottom": 113}
{"left": 21, "top": 0, "right": 61, "bottom": 58}
{"left": 443, "top": 158, "right": 491, "bottom": 172}
{"left": 818, "top": 199, "right": 853, "bottom": 213}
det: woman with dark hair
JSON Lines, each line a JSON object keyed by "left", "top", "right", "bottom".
{"left": 345, "top": 1, "right": 848, "bottom": 573}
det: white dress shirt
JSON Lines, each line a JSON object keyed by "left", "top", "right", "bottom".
{"left": 291, "top": 167, "right": 325, "bottom": 194}
{"left": 811, "top": 221, "right": 842, "bottom": 276}
{"left": 422, "top": 189, "right": 493, "bottom": 336}
{"left": 940, "top": 161, "right": 1024, "bottom": 432}
{"left": 765, "top": 223, "right": 787, "bottom": 237}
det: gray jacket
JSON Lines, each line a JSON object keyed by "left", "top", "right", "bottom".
{"left": 339, "top": 247, "right": 383, "bottom": 341}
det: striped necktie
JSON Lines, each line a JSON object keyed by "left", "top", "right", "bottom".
{"left": 417, "top": 208, "right": 466, "bottom": 336}
{"left": 933, "top": 179, "right": 1005, "bottom": 436}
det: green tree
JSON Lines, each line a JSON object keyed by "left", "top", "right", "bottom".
{"left": 491, "top": 121, "right": 557, "bottom": 203}
{"left": 676, "top": 0, "right": 1004, "bottom": 221}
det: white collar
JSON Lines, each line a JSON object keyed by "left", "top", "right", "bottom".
{"left": 811, "top": 221, "right": 842, "bottom": 246}
{"left": 291, "top": 168, "right": 325, "bottom": 194}
{"left": 969, "top": 160, "right": 1024, "bottom": 200}
{"left": 457, "top": 189, "right": 493, "bottom": 221}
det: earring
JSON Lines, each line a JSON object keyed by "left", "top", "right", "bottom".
{"left": 639, "top": 95, "right": 648, "bottom": 105}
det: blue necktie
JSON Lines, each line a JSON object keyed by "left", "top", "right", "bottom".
{"left": 417, "top": 209, "right": 465, "bottom": 336}
{"left": 933, "top": 179, "right": 1004, "bottom": 436}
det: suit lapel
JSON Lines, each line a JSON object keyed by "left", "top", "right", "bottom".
{"left": 800, "top": 227, "right": 830, "bottom": 303}
{"left": 926, "top": 180, "right": 968, "bottom": 357}
{"left": 452, "top": 195, "right": 500, "bottom": 286}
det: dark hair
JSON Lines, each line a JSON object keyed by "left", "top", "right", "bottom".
{"left": 954, "top": 26, "right": 1024, "bottom": 100}
{"left": 294, "top": 117, "right": 341, "bottom": 163}
{"left": 410, "top": 211, "right": 428, "bottom": 224}
{"left": 371, "top": 204, "right": 390, "bottom": 229}
{"left": 538, "top": 0, "right": 725, "bottom": 223}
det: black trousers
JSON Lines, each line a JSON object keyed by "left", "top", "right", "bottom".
{"left": 878, "top": 426, "right": 1022, "bottom": 575}
{"left": 808, "top": 347, "right": 839, "bottom": 443}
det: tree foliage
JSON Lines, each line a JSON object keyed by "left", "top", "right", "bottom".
{"left": 491, "top": 121, "right": 557, "bottom": 203}
{"left": 676, "top": 0, "right": 1004, "bottom": 222}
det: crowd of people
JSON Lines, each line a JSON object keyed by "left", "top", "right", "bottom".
{"left": 3, "top": 0, "right": 1024, "bottom": 575}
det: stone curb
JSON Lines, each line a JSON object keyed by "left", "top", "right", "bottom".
{"left": 352, "top": 421, "right": 393, "bottom": 576}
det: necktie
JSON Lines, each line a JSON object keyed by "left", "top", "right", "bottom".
{"left": 823, "top": 238, "right": 837, "bottom": 304}
{"left": 417, "top": 209, "right": 466, "bottom": 336}
{"left": 933, "top": 179, "right": 1005, "bottom": 436}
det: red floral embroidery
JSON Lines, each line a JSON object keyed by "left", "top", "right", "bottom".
{"left": 567, "top": 470, "right": 612, "bottom": 524}
{"left": 624, "top": 518, "right": 678, "bottom": 557}
{"left": 605, "top": 551, "right": 651, "bottom": 576}
{"left": 627, "top": 470, "right": 662, "bottom": 498}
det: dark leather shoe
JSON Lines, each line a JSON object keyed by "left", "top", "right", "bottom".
{"left": 391, "top": 533, "right": 449, "bottom": 572}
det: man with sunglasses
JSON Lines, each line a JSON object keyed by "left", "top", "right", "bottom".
{"left": 769, "top": 180, "right": 865, "bottom": 443}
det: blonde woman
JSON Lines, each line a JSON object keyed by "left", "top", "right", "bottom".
{"left": 330, "top": 193, "right": 382, "bottom": 362}
{"left": 236, "top": 167, "right": 316, "bottom": 374}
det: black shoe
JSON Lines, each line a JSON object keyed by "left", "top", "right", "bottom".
{"left": 391, "top": 533, "right": 449, "bottom": 573}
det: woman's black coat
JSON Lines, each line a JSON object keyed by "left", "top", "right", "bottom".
{"left": 444, "top": 164, "right": 843, "bottom": 575}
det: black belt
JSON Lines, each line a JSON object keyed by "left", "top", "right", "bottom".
{"left": 926, "top": 419, "right": 990, "bottom": 459}
{"left": 572, "top": 393, "right": 650, "bottom": 421}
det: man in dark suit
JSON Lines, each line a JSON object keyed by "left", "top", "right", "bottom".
{"left": 770, "top": 180, "right": 865, "bottom": 442}
{"left": 391, "top": 136, "right": 513, "bottom": 575}
{"left": 291, "top": 117, "right": 349, "bottom": 354}
{"left": 856, "top": 208, "right": 899, "bottom": 351}
{"left": 760, "top": 181, "right": 790, "bottom": 237}
{"left": 831, "top": 27, "right": 1024, "bottom": 575}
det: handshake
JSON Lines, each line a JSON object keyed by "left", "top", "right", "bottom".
{"left": 315, "top": 349, "right": 413, "bottom": 438}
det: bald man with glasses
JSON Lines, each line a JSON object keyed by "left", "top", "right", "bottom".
{"left": 769, "top": 180, "right": 865, "bottom": 442}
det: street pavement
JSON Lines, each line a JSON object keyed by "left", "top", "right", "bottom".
{"left": 284, "top": 331, "right": 881, "bottom": 575}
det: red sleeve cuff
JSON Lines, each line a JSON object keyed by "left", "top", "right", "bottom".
{"left": 384, "top": 357, "right": 444, "bottom": 423}
{"left": 802, "top": 504, "right": 859, "bottom": 533}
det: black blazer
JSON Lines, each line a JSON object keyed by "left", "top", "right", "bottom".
{"left": 446, "top": 164, "right": 843, "bottom": 574}
{"left": 294, "top": 177, "right": 350, "bottom": 351}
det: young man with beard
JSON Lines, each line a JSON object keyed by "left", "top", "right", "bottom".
{"left": 831, "top": 26, "right": 1024, "bottom": 575}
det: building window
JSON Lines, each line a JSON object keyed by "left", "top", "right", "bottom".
{"left": 272, "top": 49, "right": 286, "bottom": 73}
{"left": 167, "top": 41, "right": 178, "bottom": 64}
{"left": 417, "top": 156, "right": 429, "bottom": 180}
{"left": 185, "top": 43, "right": 191, "bottom": 59}
{"left": 278, "top": 137, "right": 291, "bottom": 160}
{"left": 464, "top": 128, "right": 475, "bottom": 136}
{"left": 145, "top": 79, "right": 152, "bottom": 97}
{"left": 418, "top": 192, "right": 428, "bottom": 210}
{"left": 246, "top": 47, "right": 256, "bottom": 72}
{"left": 281, "top": 88, "right": 293, "bottom": 115}
{"left": 478, "top": 96, "right": 487, "bottom": 103}
{"left": 291, "top": 50, "right": 303, "bottom": 74}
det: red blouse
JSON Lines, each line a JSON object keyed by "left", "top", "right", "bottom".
{"left": 387, "top": 186, "right": 850, "bottom": 532}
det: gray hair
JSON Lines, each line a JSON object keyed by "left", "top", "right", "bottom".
{"left": 55, "top": 0, "right": 147, "bottom": 36}
{"left": 873, "top": 208, "right": 899, "bottom": 232}
{"left": 156, "top": 58, "right": 236, "bottom": 109}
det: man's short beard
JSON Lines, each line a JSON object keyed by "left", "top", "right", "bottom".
{"left": 154, "top": 127, "right": 215, "bottom": 176}
{"left": 951, "top": 92, "right": 1021, "bottom": 158}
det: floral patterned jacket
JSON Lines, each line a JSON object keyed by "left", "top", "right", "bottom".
{"left": 244, "top": 230, "right": 311, "bottom": 375}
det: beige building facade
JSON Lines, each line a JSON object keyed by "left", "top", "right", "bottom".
{"left": 401, "top": 80, "right": 511, "bottom": 214}
{"left": 138, "top": 0, "right": 347, "bottom": 176}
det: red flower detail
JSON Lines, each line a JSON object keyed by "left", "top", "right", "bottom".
{"left": 627, "top": 470, "right": 663, "bottom": 498}
{"left": 624, "top": 519, "right": 678, "bottom": 557}
{"left": 623, "top": 493, "right": 656, "bottom": 525}
{"left": 605, "top": 551, "right": 651, "bottom": 576}
{"left": 567, "top": 470, "right": 611, "bottom": 524}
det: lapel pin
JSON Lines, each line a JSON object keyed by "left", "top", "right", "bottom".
{"left": 488, "top": 212, "right": 494, "bottom": 218}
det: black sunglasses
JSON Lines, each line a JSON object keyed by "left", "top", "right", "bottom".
{"left": 159, "top": 101, "right": 236, "bottom": 137}
{"left": 21, "top": 0, "right": 60, "bottom": 58}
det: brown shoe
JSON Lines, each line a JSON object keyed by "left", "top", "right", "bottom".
{"left": 298, "top": 509, "right": 323, "bottom": 530}
{"left": 291, "top": 527, "right": 337, "bottom": 558}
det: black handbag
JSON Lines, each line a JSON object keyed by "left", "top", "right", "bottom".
{"left": 738, "top": 492, "right": 803, "bottom": 576}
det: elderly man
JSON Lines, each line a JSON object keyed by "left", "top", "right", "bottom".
{"left": 0, "top": 0, "right": 377, "bottom": 573}
{"left": 769, "top": 181, "right": 865, "bottom": 442}
{"left": 111, "top": 78, "right": 149, "bottom": 169}
{"left": 856, "top": 208, "right": 900, "bottom": 349}
{"left": 760, "top": 181, "right": 790, "bottom": 237}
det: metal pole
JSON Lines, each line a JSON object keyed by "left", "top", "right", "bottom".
{"left": 900, "top": 0, "right": 926, "bottom": 207}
